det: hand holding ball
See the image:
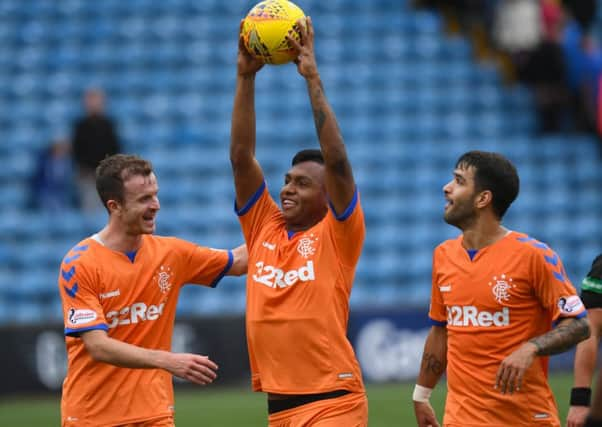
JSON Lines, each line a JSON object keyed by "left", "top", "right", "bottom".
{"left": 241, "top": 0, "right": 306, "bottom": 65}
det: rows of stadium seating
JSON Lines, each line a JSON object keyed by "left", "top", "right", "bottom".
{"left": 0, "top": 0, "right": 601, "bottom": 324}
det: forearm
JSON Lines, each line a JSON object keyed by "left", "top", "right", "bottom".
{"left": 529, "top": 317, "right": 590, "bottom": 356}
{"left": 306, "top": 76, "right": 348, "bottom": 168}
{"left": 84, "top": 332, "right": 169, "bottom": 370}
{"left": 574, "top": 335, "right": 599, "bottom": 387}
{"left": 228, "top": 244, "right": 248, "bottom": 276}
{"left": 417, "top": 326, "right": 447, "bottom": 388}
{"left": 230, "top": 75, "right": 257, "bottom": 165}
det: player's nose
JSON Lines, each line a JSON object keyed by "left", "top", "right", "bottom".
{"left": 442, "top": 180, "right": 452, "bottom": 194}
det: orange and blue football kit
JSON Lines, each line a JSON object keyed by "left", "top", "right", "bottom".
{"left": 237, "top": 182, "right": 368, "bottom": 426}
{"left": 58, "top": 234, "right": 232, "bottom": 427}
{"left": 429, "top": 231, "right": 586, "bottom": 427}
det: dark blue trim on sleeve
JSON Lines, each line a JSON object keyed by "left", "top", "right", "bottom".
{"left": 210, "top": 250, "right": 234, "bottom": 288}
{"left": 429, "top": 317, "right": 447, "bottom": 327}
{"left": 553, "top": 310, "right": 588, "bottom": 327}
{"left": 64, "top": 324, "right": 109, "bottom": 337}
{"left": 235, "top": 181, "right": 266, "bottom": 216}
{"left": 328, "top": 187, "right": 358, "bottom": 221}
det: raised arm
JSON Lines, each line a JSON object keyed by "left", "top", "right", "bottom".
{"left": 414, "top": 325, "right": 447, "bottom": 427}
{"left": 81, "top": 329, "right": 218, "bottom": 385}
{"left": 230, "top": 22, "right": 265, "bottom": 209}
{"left": 287, "top": 17, "right": 355, "bottom": 215}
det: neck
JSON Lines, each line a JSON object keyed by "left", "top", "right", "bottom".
{"left": 97, "top": 222, "right": 143, "bottom": 253}
{"left": 286, "top": 222, "right": 313, "bottom": 233}
{"left": 460, "top": 216, "right": 509, "bottom": 250}
{"left": 285, "top": 213, "right": 325, "bottom": 233}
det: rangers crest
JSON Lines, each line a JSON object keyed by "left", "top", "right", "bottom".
{"left": 297, "top": 234, "right": 318, "bottom": 259}
{"left": 488, "top": 274, "right": 516, "bottom": 304}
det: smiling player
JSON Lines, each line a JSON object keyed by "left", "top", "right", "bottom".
{"left": 230, "top": 16, "right": 368, "bottom": 427}
{"left": 59, "top": 154, "right": 247, "bottom": 427}
{"left": 413, "top": 151, "right": 590, "bottom": 427}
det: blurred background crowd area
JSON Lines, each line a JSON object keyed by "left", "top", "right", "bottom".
{"left": 0, "top": 0, "right": 601, "bottom": 324}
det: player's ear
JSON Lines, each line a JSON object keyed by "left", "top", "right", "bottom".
{"left": 106, "top": 199, "right": 121, "bottom": 215}
{"left": 475, "top": 190, "right": 492, "bottom": 209}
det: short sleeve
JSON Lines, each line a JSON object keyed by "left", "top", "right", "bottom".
{"left": 58, "top": 248, "right": 108, "bottom": 337}
{"left": 236, "top": 181, "right": 281, "bottom": 247}
{"left": 324, "top": 188, "right": 365, "bottom": 267}
{"left": 532, "top": 246, "right": 586, "bottom": 321}
{"left": 428, "top": 248, "right": 447, "bottom": 326}
{"left": 173, "top": 239, "right": 233, "bottom": 288}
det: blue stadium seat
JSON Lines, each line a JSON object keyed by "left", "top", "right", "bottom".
{"left": 0, "top": 0, "right": 600, "bottom": 322}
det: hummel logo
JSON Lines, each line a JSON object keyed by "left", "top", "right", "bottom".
{"left": 439, "top": 284, "right": 452, "bottom": 292}
{"left": 61, "top": 266, "right": 75, "bottom": 282}
{"left": 262, "top": 241, "right": 276, "bottom": 250}
{"left": 64, "top": 282, "right": 79, "bottom": 298}
{"left": 100, "top": 289, "right": 120, "bottom": 300}
{"left": 64, "top": 254, "right": 80, "bottom": 264}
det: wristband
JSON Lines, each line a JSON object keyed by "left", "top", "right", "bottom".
{"left": 570, "top": 387, "right": 592, "bottom": 406}
{"left": 412, "top": 384, "right": 433, "bottom": 403}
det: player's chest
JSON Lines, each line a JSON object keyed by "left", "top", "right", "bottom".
{"left": 250, "top": 230, "right": 328, "bottom": 290}
{"left": 95, "top": 258, "right": 179, "bottom": 313}
{"left": 436, "top": 259, "right": 533, "bottom": 310}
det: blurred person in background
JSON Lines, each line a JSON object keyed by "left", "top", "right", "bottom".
{"left": 29, "top": 135, "right": 77, "bottom": 212}
{"left": 413, "top": 151, "right": 590, "bottom": 427}
{"left": 230, "top": 17, "right": 368, "bottom": 427}
{"left": 560, "top": 0, "right": 602, "bottom": 138}
{"left": 58, "top": 154, "right": 247, "bottom": 427}
{"left": 72, "top": 87, "right": 121, "bottom": 212}
{"left": 512, "top": 0, "right": 570, "bottom": 134}
{"left": 568, "top": 255, "right": 602, "bottom": 427}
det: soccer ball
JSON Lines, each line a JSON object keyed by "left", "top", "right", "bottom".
{"left": 241, "top": 0, "right": 306, "bottom": 65}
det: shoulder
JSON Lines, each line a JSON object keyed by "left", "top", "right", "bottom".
{"left": 145, "top": 234, "right": 196, "bottom": 252}
{"left": 59, "top": 238, "right": 100, "bottom": 285}
{"left": 60, "top": 238, "right": 97, "bottom": 267}
{"left": 509, "top": 232, "right": 554, "bottom": 257}
{"left": 434, "top": 235, "right": 462, "bottom": 255}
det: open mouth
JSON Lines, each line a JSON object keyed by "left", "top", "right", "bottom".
{"left": 282, "top": 199, "right": 296, "bottom": 209}
{"left": 142, "top": 214, "right": 155, "bottom": 225}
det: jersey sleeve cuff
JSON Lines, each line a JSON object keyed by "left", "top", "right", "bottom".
{"left": 429, "top": 317, "right": 447, "bottom": 327}
{"left": 235, "top": 181, "right": 266, "bottom": 216}
{"left": 553, "top": 309, "right": 588, "bottom": 327}
{"left": 210, "top": 250, "right": 234, "bottom": 288}
{"left": 64, "top": 323, "right": 108, "bottom": 337}
{"left": 328, "top": 187, "right": 359, "bottom": 221}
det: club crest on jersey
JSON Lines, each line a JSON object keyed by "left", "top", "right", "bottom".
{"left": 156, "top": 265, "right": 173, "bottom": 294}
{"left": 297, "top": 234, "right": 317, "bottom": 259}
{"left": 488, "top": 274, "right": 516, "bottom": 304}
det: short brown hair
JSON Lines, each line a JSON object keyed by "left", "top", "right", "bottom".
{"left": 96, "top": 154, "right": 153, "bottom": 210}
{"left": 455, "top": 151, "right": 519, "bottom": 219}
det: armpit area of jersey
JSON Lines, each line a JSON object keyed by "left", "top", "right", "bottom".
{"left": 580, "top": 289, "right": 602, "bottom": 309}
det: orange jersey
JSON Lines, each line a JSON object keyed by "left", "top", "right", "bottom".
{"left": 58, "top": 234, "right": 232, "bottom": 426}
{"left": 429, "top": 231, "right": 586, "bottom": 427}
{"left": 237, "top": 182, "right": 365, "bottom": 394}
